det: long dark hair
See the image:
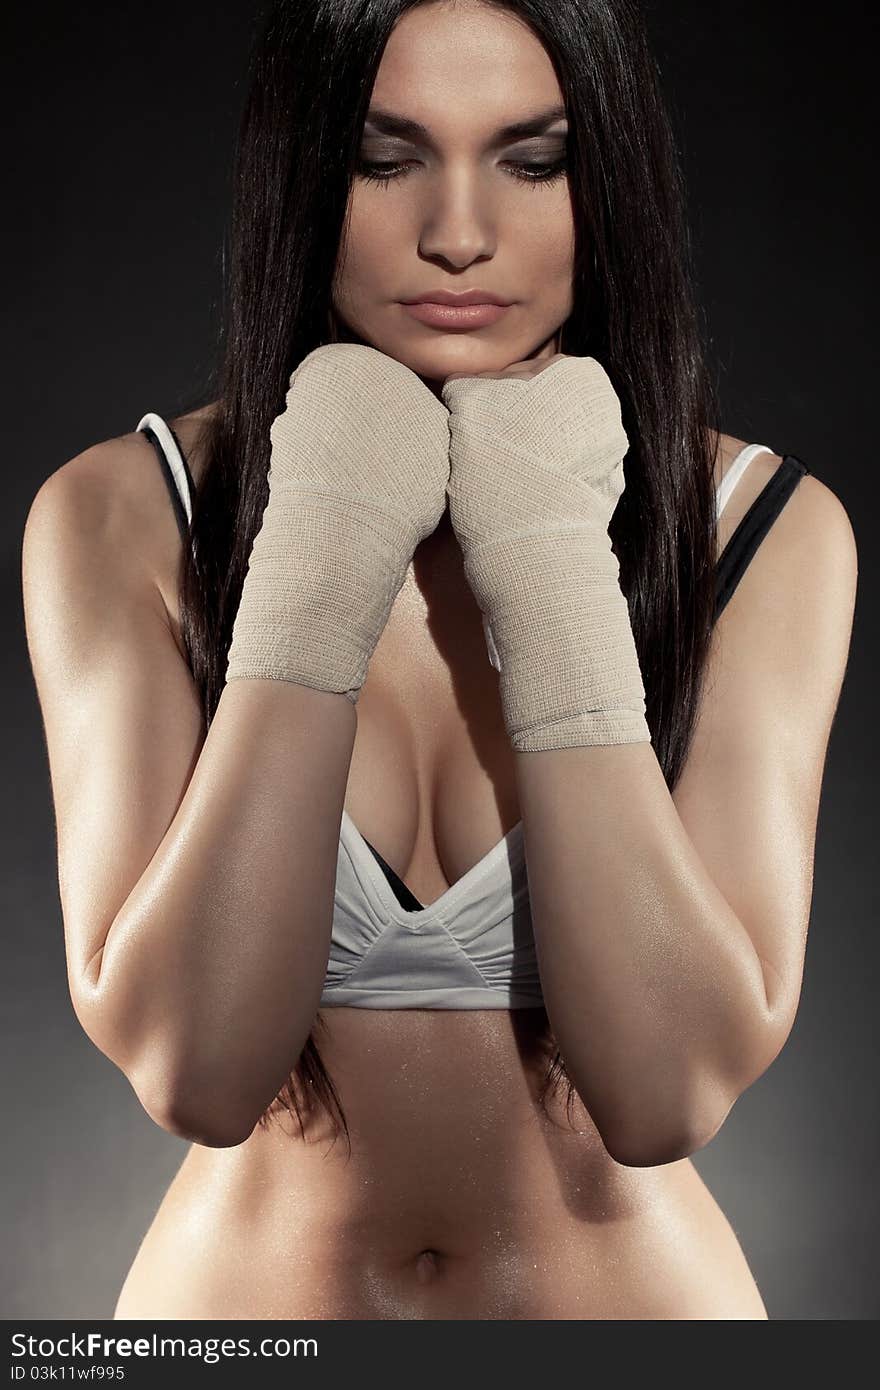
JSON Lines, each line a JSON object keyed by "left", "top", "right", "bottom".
{"left": 172, "top": 0, "right": 722, "bottom": 1151}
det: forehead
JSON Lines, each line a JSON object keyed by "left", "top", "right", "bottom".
{"left": 371, "top": 1, "right": 563, "bottom": 118}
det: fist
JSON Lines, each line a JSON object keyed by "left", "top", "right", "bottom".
{"left": 269, "top": 342, "right": 451, "bottom": 546}
{"left": 440, "top": 354, "right": 630, "bottom": 552}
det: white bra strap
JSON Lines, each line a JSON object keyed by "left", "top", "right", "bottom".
{"left": 136, "top": 412, "right": 193, "bottom": 526}
{"left": 716, "top": 442, "right": 776, "bottom": 519}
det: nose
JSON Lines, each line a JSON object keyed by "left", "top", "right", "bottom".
{"left": 417, "top": 168, "right": 497, "bottom": 270}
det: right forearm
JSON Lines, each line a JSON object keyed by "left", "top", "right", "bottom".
{"left": 81, "top": 678, "right": 356, "bottom": 1129}
{"left": 80, "top": 345, "right": 449, "bottom": 1144}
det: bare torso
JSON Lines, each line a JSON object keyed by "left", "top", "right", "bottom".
{"left": 112, "top": 405, "right": 780, "bottom": 1318}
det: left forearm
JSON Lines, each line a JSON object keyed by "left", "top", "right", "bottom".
{"left": 440, "top": 355, "right": 776, "bottom": 1164}
{"left": 515, "top": 740, "right": 771, "bottom": 1164}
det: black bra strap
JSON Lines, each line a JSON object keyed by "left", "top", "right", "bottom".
{"left": 714, "top": 454, "right": 810, "bottom": 623}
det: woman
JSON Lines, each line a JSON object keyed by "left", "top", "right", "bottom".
{"left": 22, "top": 0, "right": 857, "bottom": 1319}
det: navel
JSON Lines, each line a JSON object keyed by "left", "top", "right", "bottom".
{"left": 413, "top": 1248, "right": 443, "bottom": 1284}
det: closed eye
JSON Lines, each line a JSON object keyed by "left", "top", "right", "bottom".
{"left": 355, "top": 158, "right": 568, "bottom": 189}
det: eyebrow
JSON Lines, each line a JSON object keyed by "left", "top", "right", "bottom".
{"left": 362, "top": 103, "right": 568, "bottom": 150}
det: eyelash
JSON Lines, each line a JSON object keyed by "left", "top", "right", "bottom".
{"left": 355, "top": 158, "right": 568, "bottom": 190}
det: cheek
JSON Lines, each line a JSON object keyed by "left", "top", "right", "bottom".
{"left": 515, "top": 208, "right": 575, "bottom": 302}
{"left": 334, "top": 196, "right": 394, "bottom": 302}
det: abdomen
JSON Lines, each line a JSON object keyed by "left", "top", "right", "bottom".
{"left": 114, "top": 1008, "right": 768, "bottom": 1320}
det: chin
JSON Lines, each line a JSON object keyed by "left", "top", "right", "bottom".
{"left": 406, "top": 340, "right": 510, "bottom": 370}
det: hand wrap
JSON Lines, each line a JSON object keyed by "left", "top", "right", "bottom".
{"left": 441, "top": 355, "right": 650, "bottom": 751}
{"left": 226, "top": 343, "right": 450, "bottom": 703}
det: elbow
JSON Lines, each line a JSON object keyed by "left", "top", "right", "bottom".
{"left": 134, "top": 1069, "right": 260, "bottom": 1149}
{"left": 595, "top": 1077, "right": 736, "bottom": 1169}
{"left": 74, "top": 1027, "right": 254, "bottom": 1149}
{"left": 70, "top": 976, "right": 264, "bottom": 1148}
{"left": 114, "top": 1036, "right": 263, "bottom": 1148}
{"left": 598, "top": 1015, "right": 789, "bottom": 1168}
{"left": 71, "top": 970, "right": 308, "bottom": 1149}
{"left": 151, "top": 1101, "right": 257, "bottom": 1150}
{"left": 600, "top": 1115, "right": 719, "bottom": 1168}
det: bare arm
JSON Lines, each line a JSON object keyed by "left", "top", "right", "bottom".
{"left": 22, "top": 449, "right": 356, "bottom": 1147}
{"left": 516, "top": 476, "right": 857, "bottom": 1166}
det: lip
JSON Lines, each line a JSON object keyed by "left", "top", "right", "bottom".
{"left": 402, "top": 289, "right": 513, "bottom": 306}
{"left": 400, "top": 298, "right": 512, "bottom": 330}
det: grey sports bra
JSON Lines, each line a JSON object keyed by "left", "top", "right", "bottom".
{"left": 136, "top": 412, "right": 810, "bottom": 1010}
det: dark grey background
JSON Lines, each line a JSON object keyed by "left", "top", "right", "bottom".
{"left": 3, "top": 1, "right": 877, "bottom": 1320}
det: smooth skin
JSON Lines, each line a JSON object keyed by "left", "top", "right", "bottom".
{"left": 22, "top": 1, "right": 856, "bottom": 1318}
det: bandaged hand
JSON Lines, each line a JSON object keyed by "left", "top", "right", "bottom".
{"left": 226, "top": 343, "right": 450, "bottom": 702}
{"left": 440, "top": 354, "right": 650, "bottom": 752}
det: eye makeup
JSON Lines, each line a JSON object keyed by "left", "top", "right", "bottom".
{"left": 356, "top": 135, "right": 569, "bottom": 189}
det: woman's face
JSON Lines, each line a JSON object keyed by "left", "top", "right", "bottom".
{"left": 331, "top": 0, "right": 575, "bottom": 385}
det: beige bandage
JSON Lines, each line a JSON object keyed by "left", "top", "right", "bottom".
{"left": 441, "top": 355, "right": 650, "bottom": 751}
{"left": 225, "top": 343, "right": 450, "bottom": 702}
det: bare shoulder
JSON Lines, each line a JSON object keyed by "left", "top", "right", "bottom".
{"left": 707, "top": 447, "right": 857, "bottom": 709}
{"left": 40, "top": 398, "right": 217, "bottom": 518}
{"left": 709, "top": 413, "right": 855, "bottom": 597}
{"left": 26, "top": 434, "right": 163, "bottom": 579}
{"left": 700, "top": 431, "right": 857, "bottom": 749}
{"left": 24, "top": 413, "right": 208, "bottom": 659}
{"left": 716, "top": 424, "right": 855, "bottom": 592}
{"left": 712, "top": 430, "right": 784, "bottom": 528}
{"left": 765, "top": 467, "right": 858, "bottom": 609}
